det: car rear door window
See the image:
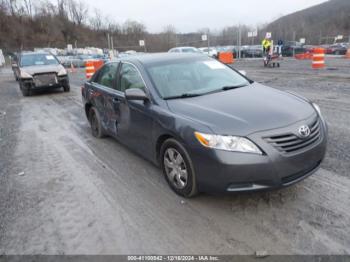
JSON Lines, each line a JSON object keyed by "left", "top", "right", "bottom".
{"left": 94, "top": 63, "right": 119, "bottom": 89}
{"left": 119, "top": 63, "right": 146, "bottom": 92}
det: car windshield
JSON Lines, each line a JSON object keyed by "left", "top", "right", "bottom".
{"left": 20, "top": 54, "right": 59, "bottom": 67}
{"left": 147, "top": 58, "right": 250, "bottom": 99}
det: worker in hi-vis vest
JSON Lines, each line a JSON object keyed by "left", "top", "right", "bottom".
{"left": 262, "top": 37, "right": 272, "bottom": 56}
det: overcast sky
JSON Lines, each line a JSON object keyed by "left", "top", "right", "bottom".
{"left": 84, "top": 0, "right": 327, "bottom": 33}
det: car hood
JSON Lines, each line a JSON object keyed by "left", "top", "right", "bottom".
{"left": 20, "top": 64, "right": 63, "bottom": 75}
{"left": 166, "top": 83, "right": 316, "bottom": 136}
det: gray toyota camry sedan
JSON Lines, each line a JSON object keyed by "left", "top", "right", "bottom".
{"left": 82, "top": 53, "right": 328, "bottom": 197}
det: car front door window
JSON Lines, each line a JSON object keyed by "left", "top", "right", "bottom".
{"left": 95, "top": 63, "right": 119, "bottom": 89}
{"left": 116, "top": 63, "right": 153, "bottom": 157}
{"left": 119, "top": 63, "right": 146, "bottom": 92}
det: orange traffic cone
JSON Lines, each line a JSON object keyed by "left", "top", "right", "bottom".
{"left": 218, "top": 52, "right": 234, "bottom": 64}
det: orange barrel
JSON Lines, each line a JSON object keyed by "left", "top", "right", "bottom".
{"left": 93, "top": 60, "right": 104, "bottom": 71}
{"left": 312, "top": 48, "right": 325, "bottom": 69}
{"left": 345, "top": 49, "right": 350, "bottom": 59}
{"left": 85, "top": 60, "right": 95, "bottom": 79}
{"left": 219, "top": 52, "right": 234, "bottom": 64}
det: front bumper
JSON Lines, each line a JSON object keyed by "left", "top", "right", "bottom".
{"left": 189, "top": 115, "right": 328, "bottom": 193}
{"left": 21, "top": 75, "right": 69, "bottom": 90}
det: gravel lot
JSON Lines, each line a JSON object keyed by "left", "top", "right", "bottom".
{"left": 0, "top": 57, "right": 349, "bottom": 255}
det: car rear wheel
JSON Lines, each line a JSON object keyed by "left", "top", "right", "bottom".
{"left": 160, "top": 138, "right": 198, "bottom": 198}
{"left": 89, "top": 107, "right": 104, "bottom": 138}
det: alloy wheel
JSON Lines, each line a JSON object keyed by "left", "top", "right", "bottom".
{"left": 163, "top": 148, "right": 188, "bottom": 189}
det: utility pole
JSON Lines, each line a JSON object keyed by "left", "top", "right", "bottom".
{"left": 207, "top": 30, "right": 210, "bottom": 55}
{"left": 107, "top": 33, "right": 110, "bottom": 49}
{"left": 237, "top": 25, "right": 242, "bottom": 59}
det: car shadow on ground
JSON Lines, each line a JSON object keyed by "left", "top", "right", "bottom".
{"left": 28, "top": 87, "right": 68, "bottom": 97}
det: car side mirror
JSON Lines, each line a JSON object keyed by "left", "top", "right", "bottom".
{"left": 125, "top": 88, "right": 148, "bottom": 101}
{"left": 239, "top": 70, "right": 247, "bottom": 76}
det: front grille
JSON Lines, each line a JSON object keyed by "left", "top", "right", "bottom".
{"left": 265, "top": 118, "right": 321, "bottom": 154}
{"left": 33, "top": 73, "right": 57, "bottom": 87}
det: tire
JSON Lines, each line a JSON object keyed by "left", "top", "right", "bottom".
{"left": 89, "top": 107, "right": 105, "bottom": 138}
{"left": 22, "top": 88, "right": 30, "bottom": 97}
{"left": 63, "top": 84, "right": 70, "bottom": 92}
{"left": 19, "top": 81, "right": 31, "bottom": 97}
{"left": 160, "top": 138, "right": 198, "bottom": 198}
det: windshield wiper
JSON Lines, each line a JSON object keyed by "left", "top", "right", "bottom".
{"left": 164, "top": 93, "right": 202, "bottom": 100}
{"left": 221, "top": 84, "right": 248, "bottom": 91}
{"left": 164, "top": 84, "right": 249, "bottom": 100}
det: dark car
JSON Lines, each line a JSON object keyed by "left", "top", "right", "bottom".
{"left": 282, "top": 42, "right": 306, "bottom": 57}
{"left": 241, "top": 46, "right": 263, "bottom": 58}
{"left": 14, "top": 52, "right": 70, "bottom": 96}
{"left": 325, "top": 44, "right": 348, "bottom": 55}
{"left": 82, "top": 53, "right": 328, "bottom": 197}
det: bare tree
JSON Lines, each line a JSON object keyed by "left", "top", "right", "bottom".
{"left": 68, "top": 0, "right": 87, "bottom": 25}
{"left": 23, "top": 0, "right": 33, "bottom": 17}
{"left": 90, "top": 8, "right": 103, "bottom": 31}
{"left": 162, "top": 25, "right": 177, "bottom": 49}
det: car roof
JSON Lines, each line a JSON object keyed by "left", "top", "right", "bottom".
{"left": 173, "top": 46, "right": 196, "bottom": 49}
{"left": 118, "top": 53, "right": 207, "bottom": 66}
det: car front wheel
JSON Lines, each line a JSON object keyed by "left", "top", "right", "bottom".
{"left": 63, "top": 84, "right": 70, "bottom": 92}
{"left": 19, "top": 81, "right": 31, "bottom": 96}
{"left": 160, "top": 138, "right": 198, "bottom": 198}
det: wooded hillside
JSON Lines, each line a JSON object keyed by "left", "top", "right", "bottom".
{"left": 265, "top": 0, "right": 350, "bottom": 44}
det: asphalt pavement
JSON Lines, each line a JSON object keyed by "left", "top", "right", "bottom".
{"left": 0, "top": 57, "right": 349, "bottom": 255}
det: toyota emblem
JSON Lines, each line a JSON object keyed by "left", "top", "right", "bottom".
{"left": 298, "top": 125, "right": 311, "bottom": 138}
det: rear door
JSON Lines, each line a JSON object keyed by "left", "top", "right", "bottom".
{"left": 90, "top": 62, "right": 120, "bottom": 134}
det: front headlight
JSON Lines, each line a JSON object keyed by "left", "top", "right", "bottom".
{"left": 194, "top": 132, "right": 263, "bottom": 155}
{"left": 312, "top": 103, "right": 321, "bottom": 116}
{"left": 58, "top": 68, "right": 67, "bottom": 76}
{"left": 20, "top": 71, "right": 32, "bottom": 79}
